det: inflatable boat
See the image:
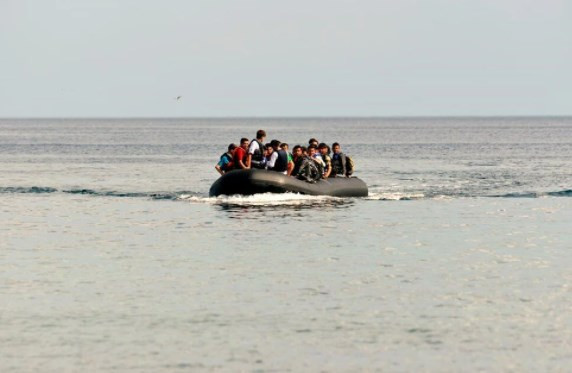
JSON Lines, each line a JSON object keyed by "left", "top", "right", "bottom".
{"left": 209, "top": 169, "right": 368, "bottom": 197}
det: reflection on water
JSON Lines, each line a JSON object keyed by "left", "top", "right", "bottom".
{"left": 216, "top": 198, "right": 354, "bottom": 219}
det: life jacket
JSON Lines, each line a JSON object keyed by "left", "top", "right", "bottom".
{"left": 332, "top": 153, "right": 354, "bottom": 176}
{"left": 270, "top": 149, "right": 288, "bottom": 172}
{"left": 249, "top": 139, "right": 266, "bottom": 168}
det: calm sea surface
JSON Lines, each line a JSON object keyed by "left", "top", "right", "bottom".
{"left": 1, "top": 118, "right": 571, "bottom": 372}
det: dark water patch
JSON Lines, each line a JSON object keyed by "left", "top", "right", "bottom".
{"left": 1, "top": 186, "right": 201, "bottom": 200}
{"left": 80, "top": 190, "right": 201, "bottom": 200}
{"left": 491, "top": 192, "right": 540, "bottom": 198}
{"left": 0, "top": 186, "right": 58, "bottom": 194}
{"left": 547, "top": 189, "right": 572, "bottom": 197}
{"left": 489, "top": 189, "right": 572, "bottom": 198}
{"left": 64, "top": 188, "right": 98, "bottom": 195}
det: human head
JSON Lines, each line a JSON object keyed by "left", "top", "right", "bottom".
{"left": 256, "top": 129, "right": 266, "bottom": 141}
{"left": 308, "top": 138, "right": 318, "bottom": 147}
{"left": 308, "top": 145, "right": 317, "bottom": 156}
{"left": 228, "top": 143, "right": 237, "bottom": 152}
{"left": 332, "top": 142, "right": 341, "bottom": 154}
{"left": 280, "top": 143, "right": 289, "bottom": 151}
{"left": 301, "top": 146, "right": 308, "bottom": 155}
{"left": 318, "top": 142, "right": 329, "bottom": 155}
{"left": 265, "top": 143, "right": 273, "bottom": 156}
{"left": 270, "top": 139, "right": 281, "bottom": 150}
{"left": 292, "top": 145, "right": 302, "bottom": 158}
{"left": 240, "top": 138, "right": 249, "bottom": 149}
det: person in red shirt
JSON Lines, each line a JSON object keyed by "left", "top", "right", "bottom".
{"left": 233, "top": 138, "right": 250, "bottom": 169}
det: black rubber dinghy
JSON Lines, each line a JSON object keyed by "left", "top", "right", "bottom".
{"left": 209, "top": 169, "right": 368, "bottom": 197}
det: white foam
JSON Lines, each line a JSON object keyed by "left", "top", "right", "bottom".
{"left": 183, "top": 192, "right": 343, "bottom": 206}
{"left": 365, "top": 192, "right": 425, "bottom": 201}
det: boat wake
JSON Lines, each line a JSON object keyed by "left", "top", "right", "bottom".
{"left": 182, "top": 192, "right": 347, "bottom": 207}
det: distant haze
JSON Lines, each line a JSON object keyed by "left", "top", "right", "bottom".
{"left": 1, "top": 0, "right": 571, "bottom": 117}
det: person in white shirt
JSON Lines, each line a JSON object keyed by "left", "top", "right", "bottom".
{"left": 247, "top": 129, "right": 267, "bottom": 169}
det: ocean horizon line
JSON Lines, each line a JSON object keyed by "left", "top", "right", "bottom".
{"left": 2, "top": 115, "right": 572, "bottom": 120}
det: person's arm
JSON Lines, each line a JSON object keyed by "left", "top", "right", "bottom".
{"left": 238, "top": 157, "right": 249, "bottom": 169}
{"left": 287, "top": 160, "right": 294, "bottom": 175}
{"left": 215, "top": 157, "right": 225, "bottom": 175}
{"left": 246, "top": 141, "right": 257, "bottom": 168}
{"left": 341, "top": 154, "right": 348, "bottom": 177}
{"left": 323, "top": 159, "right": 332, "bottom": 179}
{"left": 235, "top": 149, "right": 249, "bottom": 169}
{"left": 267, "top": 152, "right": 278, "bottom": 169}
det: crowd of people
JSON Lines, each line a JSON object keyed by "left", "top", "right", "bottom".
{"left": 215, "top": 129, "right": 354, "bottom": 182}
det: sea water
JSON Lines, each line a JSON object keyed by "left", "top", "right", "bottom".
{"left": 1, "top": 118, "right": 571, "bottom": 372}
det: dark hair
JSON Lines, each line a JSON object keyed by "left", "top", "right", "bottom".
{"left": 265, "top": 143, "right": 272, "bottom": 148}
{"left": 292, "top": 145, "right": 301, "bottom": 152}
{"left": 270, "top": 139, "right": 281, "bottom": 148}
{"left": 308, "top": 144, "right": 317, "bottom": 150}
{"left": 280, "top": 143, "right": 289, "bottom": 149}
{"left": 318, "top": 142, "right": 327, "bottom": 149}
{"left": 301, "top": 146, "right": 308, "bottom": 154}
{"left": 308, "top": 138, "right": 318, "bottom": 145}
{"left": 241, "top": 137, "right": 249, "bottom": 143}
{"left": 256, "top": 130, "right": 266, "bottom": 139}
{"left": 228, "top": 143, "right": 237, "bottom": 151}
{"left": 332, "top": 142, "right": 340, "bottom": 148}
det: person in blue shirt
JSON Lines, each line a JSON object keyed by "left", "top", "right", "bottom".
{"left": 215, "top": 143, "right": 236, "bottom": 175}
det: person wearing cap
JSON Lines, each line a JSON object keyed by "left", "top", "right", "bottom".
{"left": 215, "top": 143, "right": 236, "bottom": 175}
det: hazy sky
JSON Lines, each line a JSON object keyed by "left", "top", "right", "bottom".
{"left": 1, "top": 0, "right": 571, "bottom": 117}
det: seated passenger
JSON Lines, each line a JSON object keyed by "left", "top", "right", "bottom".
{"left": 308, "top": 138, "right": 319, "bottom": 148}
{"left": 318, "top": 143, "right": 332, "bottom": 179}
{"left": 331, "top": 142, "right": 352, "bottom": 177}
{"left": 280, "top": 143, "right": 294, "bottom": 175}
{"left": 262, "top": 142, "right": 273, "bottom": 168}
{"left": 291, "top": 145, "right": 304, "bottom": 177}
{"left": 295, "top": 152, "right": 322, "bottom": 183}
{"left": 233, "top": 138, "right": 250, "bottom": 169}
{"left": 266, "top": 140, "right": 288, "bottom": 174}
{"left": 308, "top": 145, "right": 325, "bottom": 176}
{"left": 215, "top": 143, "right": 236, "bottom": 175}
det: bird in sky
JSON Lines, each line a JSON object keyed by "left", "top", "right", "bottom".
{"left": 176, "top": 96, "right": 182, "bottom": 100}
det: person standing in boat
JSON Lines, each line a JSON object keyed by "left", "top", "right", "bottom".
{"left": 266, "top": 140, "right": 289, "bottom": 174}
{"left": 233, "top": 138, "right": 250, "bottom": 170}
{"left": 215, "top": 143, "right": 236, "bottom": 175}
{"left": 247, "top": 129, "right": 267, "bottom": 169}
